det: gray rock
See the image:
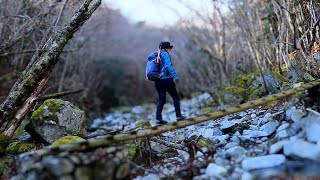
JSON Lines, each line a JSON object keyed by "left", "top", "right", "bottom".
{"left": 269, "top": 140, "right": 289, "bottom": 154}
{"left": 283, "top": 139, "right": 320, "bottom": 162}
{"left": 131, "top": 106, "right": 144, "bottom": 114}
{"left": 259, "top": 120, "right": 279, "bottom": 136}
{"left": 29, "top": 99, "right": 86, "bottom": 143}
{"left": 212, "top": 129, "right": 224, "bottom": 136}
{"left": 230, "top": 136, "right": 240, "bottom": 143}
{"left": 224, "top": 146, "right": 247, "bottom": 163}
{"left": 275, "top": 129, "right": 289, "bottom": 139}
{"left": 302, "top": 114, "right": 320, "bottom": 142}
{"left": 241, "top": 172, "right": 254, "bottom": 180}
{"left": 214, "top": 135, "right": 230, "bottom": 144}
{"left": 241, "top": 154, "right": 286, "bottom": 170}
{"left": 243, "top": 130, "right": 252, "bottom": 135}
{"left": 225, "top": 142, "right": 239, "bottom": 149}
{"left": 262, "top": 73, "right": 280, "bottom": 93}
{"left": 276, "top": 123, "right": 289, "bottom": 133}
{"left": 140, "top": 173, "right": 161, "bottom": 180}
{"left": 205, "top": 163, "right": 227, "bottom": 177}
{"left": 220, "top": 119, "right": 242, "bottom": 130}
{"left": 42, "top": 157, "right": 74, "bottom": 176}
{"left": 248, "top": 131, "right": 268, "bottom": 138}
{"left": 285, "top": 107, "right": 296, "bottom": 120}
{"left": 249, "top": 125, "right": 258, "bottom": 131}
{"left": 290, "top": 109, "right": 305, "bottom": 122}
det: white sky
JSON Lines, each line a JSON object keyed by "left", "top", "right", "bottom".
{"left": 102, "top": 0, "right": 213, "bottom": 26}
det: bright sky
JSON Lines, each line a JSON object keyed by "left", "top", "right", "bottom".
{"left": 103, "top": 0, "right": 213, "bottom": 26}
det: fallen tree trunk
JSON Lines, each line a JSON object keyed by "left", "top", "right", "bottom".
{"left": 0, "top": 0, "right": 101, "bottom": 129}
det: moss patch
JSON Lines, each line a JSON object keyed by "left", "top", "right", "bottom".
{"left": 0, "top": 133, "right": 10, "bottom": 155}
{"left": 135, "top": 121, "right": 151, "bottom": 129}
{"left": 6, "top": 141, "right": 35, "bottom": 154}
{"left": 51, "top": 135, "right": 85, "bottom": 146}
{"left": 0, "top": 155, "right": 15, "bottom": 177}
{"left": 31, "top": 99, "right": 66, "bottom": 123}
{"left": 125, "top": 143, "right": 137, "bottom": 160}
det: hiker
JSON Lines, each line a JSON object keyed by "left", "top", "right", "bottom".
{"left": 153, "top": 41, "right": 185, "bottom": 125}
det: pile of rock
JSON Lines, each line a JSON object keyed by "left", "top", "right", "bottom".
{"left": 133, "top": 105, "right": 320, "bottom": 179}
{"left": 14, "top": 146, "right": 130, "bottom": 180}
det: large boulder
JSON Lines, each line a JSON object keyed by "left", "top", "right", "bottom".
{"left": 27, "top": 99, "right": 86, "bottom": 143}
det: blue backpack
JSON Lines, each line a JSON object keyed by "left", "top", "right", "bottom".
{"left": 146, "top": 49, "right": 162, "bottom": 81}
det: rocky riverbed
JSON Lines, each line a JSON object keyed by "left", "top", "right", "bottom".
{"left": 89, "top": 93, "right": 320, "bottom": 179}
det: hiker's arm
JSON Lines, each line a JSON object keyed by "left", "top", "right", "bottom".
{"left": 162, "top": 52, "right": 179, "bottom": 80}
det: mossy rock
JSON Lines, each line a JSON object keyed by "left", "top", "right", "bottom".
{"left": 197, "top": 138, "right": 215, "bottom": 149}
{"left": 6, "top": 141, "right": 35, "bottom": 154}
{"left": 28, "top": 99, "right": 86, "bottom": 143}
{"left": 0, "top": 155, "right": 15, "bottom": 176}
{"left": 51, "top": 135, "right": 86, "bottom": 146}
{"left": 0, "top": 133, "right": 10, "bottom": 155}
{"left": 135, "top": 121, "right": 151, "bottom": 129}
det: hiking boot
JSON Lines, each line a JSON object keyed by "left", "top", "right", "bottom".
{"left": 176, "top": 115, "right": 186, "bottom": 121}
{"left": 156, "top": 119, "right": 168, "bottom": 125}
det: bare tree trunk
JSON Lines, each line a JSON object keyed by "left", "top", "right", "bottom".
{"left": 0, "top": 0, "right": 101, "bottom": 128}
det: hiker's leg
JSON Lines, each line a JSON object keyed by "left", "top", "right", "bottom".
{"left": 155, "top": 81, "right": 166, "bottom": 120}
{"left": 167, "top": 79, "right": 182, "bottom": 117}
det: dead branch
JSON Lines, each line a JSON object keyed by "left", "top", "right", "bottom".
{"left": 35, "top": 89, "right": 84, "bottom": 102}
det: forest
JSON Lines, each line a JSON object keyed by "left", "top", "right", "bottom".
{"left": 0, "top": 0, "right": 320, "bottom": 179}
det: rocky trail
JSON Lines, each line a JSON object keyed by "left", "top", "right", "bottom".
{"left": 6, "top": 89, "right": 320, "bottom": 180}
{"left": 87, "top": 92, "right": 320, "bottom": 179}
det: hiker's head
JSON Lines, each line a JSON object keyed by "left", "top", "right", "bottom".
{"left": 159, "top": 41, "right": 173, "bottom": 52}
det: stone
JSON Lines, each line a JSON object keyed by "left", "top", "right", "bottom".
{"left": 249, "top": 125, "right": 258, "bottom": 131}
{"left": 243, "top": 130, "right": 252, "bottom": 135}
{"left": 140, "top": 173, "right": 161, "bottom": 180}
{"left": 303, "top": 115, "right": 320, "bottom": 143}
{"left": 283, "top": 139, "right": 320, "bottom": 162}
{"left": 225, "top": 142, "right": 239, "bottom": 149}
{"left": 248, "top": 131, "right": 268, "bottom": 138}
{"left": 275, "top": 129, "right": 289, "bottom": 139}
{"left": 6, "top": 141, "right": 35, "bottom": 154}
{"left": 205, "top": 163, "right": 227, "bottom": 177}
{"left": 220, "top": 119, "right": 242, "bottom": 130}
{"left": 241, "top": 154, "right": 286, "bottom": 170}
{"left": 285, "top": 107, "right": 296, "bottom": 120}
{"left": 230, "top": 136, "right": 240, "bottom": 143}
{"left": 51, "top": 136, "right": 85, "bottom": 146}
{"left": 259, "top": 120, "right": 279, "bottom": 136}
{"left": 212, "top": 129, "right": 223, "bottom": 136}
{"left": 42, "top": 157, "right": 74, "bottom": 176}
{"left": 276, "top": 123, "right": 289, "bottom": 133}
{"left": 290, "top": 109, "right": 304, "bottom": 122}
{"left": 250, "top": 114, "right": 257, "bottom": 119}
{"left": 74, "top": 166, "right": 92, "bottom": 180}
{"left": 28, "top": 99, "right": 86, "bottom": 143}
{"left": 241, "top": 172, "right": 254, "bottom": 180}
{"left": 115, "top": 163, "right": 130, "bottom": 179}
{"left": 262, "top": 72, "right": 280, "bottom": 93}
{"left": 269, "top": 140, "right": 289, "bottom": 154}
{"left": 214, "top": 135, "right": 229, "bottom": 144}
{"left": 131, "top": 106, "right": 144, "bottom": 114}
{"left": 224, "top": 146, "right": 247, "bottom": 163}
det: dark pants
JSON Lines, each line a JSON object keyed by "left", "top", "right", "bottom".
{"left": 155, "top": 78, "right": 181, "bottom": 120}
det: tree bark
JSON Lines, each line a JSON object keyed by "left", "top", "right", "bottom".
{"left": 0, "top": 0, "right": 101, "bottom": 127}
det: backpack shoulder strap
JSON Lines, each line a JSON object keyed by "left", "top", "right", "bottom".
{"left": 156, "top": 48, "right": 161, "bottom": 63}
